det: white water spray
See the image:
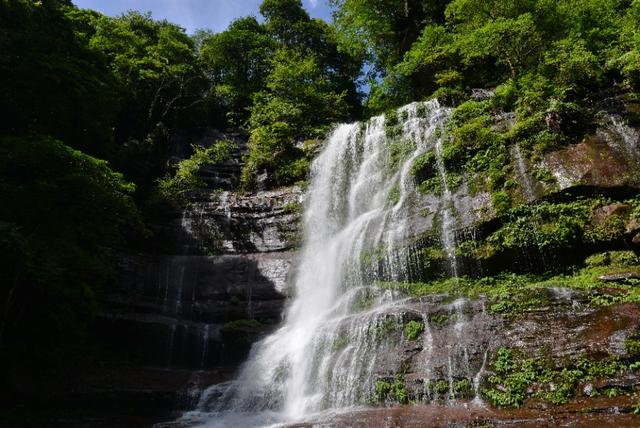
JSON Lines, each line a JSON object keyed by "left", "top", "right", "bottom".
{"left": 181, "top": 101, "right": 459, "bottom": 427}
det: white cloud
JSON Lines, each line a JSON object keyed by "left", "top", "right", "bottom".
{"left": 309, "top": 0, "right": 318, "bottom": 8}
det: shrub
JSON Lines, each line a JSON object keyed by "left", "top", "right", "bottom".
{"left": 404, "top": 320, "right": 424, "bottom": 341}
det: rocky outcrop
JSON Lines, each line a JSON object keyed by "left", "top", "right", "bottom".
{"left": 411, "top": 113, "right": 640, "bottom": 238}
{"left": 101, "top": 251, "right": 295, "bottom": 368}
{"left": 329, "top": 289, "right": 640, "bottom": 419}
{"left": 179, "top": 187, "right": 303, "bottom": 255}
{"left": 98, "top": 108, "right": 640, "bottom": 426}
{"left": 73, "top": 130, "right": 305, "bottom": 426}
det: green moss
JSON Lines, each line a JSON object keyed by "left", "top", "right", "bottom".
{"left": 417, "top": 176, "right": 443, "bottom": 195}
{"left": 404, "top": 320, "right": 424, "bottom": 341}
{"left": 453, "top": 196, "right": 636, "bottom": 263}
{"left": 376, "top": 317, "right": 399, "bottom": 336}
{"left": 410, "top": 151, "right": 436, "bottom": 182}
{"left": 384, "top": 108, "right": 401, "bottom": 138}
{"left": 361, "top": 245, "right": 387, "bottom": 267}
{"left": 355, "top": 293, "right": 375, "bottom": 311}
{"left": 377, "top": 250, "right": 640, "bottom": 316}
{"left": 532, "top": 166, "right": 555, "bottom": 184}
{"left": 446, "top": 171, "right": 464, "bottom": 191}
{"left": 434, "top": 379, "right": 449, "bottom": 395}
{"left": 332, "top": 334, "right": 349, "bottom": 351}
{"left": 387, "top": 137, "right": 415, "bottom": 170}
{"left": 419, "top": 246, "right": 447, "bottom": 276}
{"left": 430, "top": 313, "right": 452, "bottom": 327}
{"left": 282, "top": 200, "right": 302, "bottom": 214}
{"left": 454, "top": 378, "right": 473, "bottom": 398}
{"left": 492, "top": 191, "right": 513, "bottom": 214}
{"left": 483, "top": 348, "right": 637, "bottom": 408}
{"left": 375, "top": 376, "right": 408, "bottom": 404}
{"left": 625, "top": 337, "right": 640, "bottom": 358}
{"left": 387, "top": 183, "right": 401, "bottom": 206}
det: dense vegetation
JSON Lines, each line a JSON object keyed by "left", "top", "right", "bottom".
{"left": 333, "top": 0, "right": 640, "bottom": 113}
{"left": 0, "top": 0, "right": 361, "bottom": 386}
{"left": 1, "top": 0, "right": 639, "bottom": 411}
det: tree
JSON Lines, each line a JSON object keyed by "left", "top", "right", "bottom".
{"left": 86, "top": 11, "right": 204, "bottom": 190}
{"left": 243, "top": 48, "right": 350, "bottom": 187}
{"left": 260, "top": 0, "right": 312, "bottom": 47}
{"left": 331, "top": 0, "right": 448, "bottom": 74}
{"left": 198, "top": 17, "right": 275, "bottom": 126}
{"left": 608, "top": 0, "right": 640, "bottom": 90}
{"left": 0, "top": 135, "right": 142, "bottom": 377}
{"left": 236, "top": 0, "right": 362, "bottom": 188}
{"left": 0, "top": 0, "right": 118, "bottom": 157}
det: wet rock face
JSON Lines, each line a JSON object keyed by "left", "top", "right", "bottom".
{"left": 103, "top": 132, "right": 304, "bottom": 372}
{"left": 543, "top": 134, "right": 635, "bottom": 190}
{"left": 406, "top": 113, "right": 640, "bottom": 245}
{"left": 180, "top": 187, "right": 303, "bottom": 255}
{"left": 103, "top": 252, "right": 293, "bottom": 369}
{"left": 364, "top": 290, "right": 640, "bottom": 406}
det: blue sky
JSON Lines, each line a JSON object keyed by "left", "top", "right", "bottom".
{"left": 72, "top": 0, "right": 334, "bottom": 34}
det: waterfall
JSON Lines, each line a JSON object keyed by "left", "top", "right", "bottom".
{"left": 179, "top": 100, "right": 457, "bottom": 427}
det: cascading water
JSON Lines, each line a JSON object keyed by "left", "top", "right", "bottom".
{"left": 512, "top": 143, "right": 535, "bottom": 202}
{"left": 177, "top": 100, "right": 463, "bottom": 427}
{"left": 433, "top": 121, "right": 458, "bottom": 278}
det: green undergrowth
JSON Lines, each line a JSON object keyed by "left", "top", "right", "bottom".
{"left": 408, "top": 89, "right": 612, "bottom": 212}
{"left": 404, "top": 320, "right": 424, "bottom": 341}
{"left": 375, "top": 376, "right": 409, "bottom": 404}
{"left": 416, "top": 195, "right": 640, "bottom": 274}
{"left": 483, "top": 347, "right": 640, "bottom": 408}
{"left": 378, "top": 250, "right": 640, "bottom": 316}
{"left": 464, "top": 196, "right": 640, "bottom": 259}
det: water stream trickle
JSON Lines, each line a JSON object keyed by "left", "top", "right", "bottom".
{"left": 433, "top": 117, "right": 458, "bottom": 278}
{"left": 179, "top": 100, "right": 470, "bottom": 427}
{"left": 513, "top": 143, "right": 535, "bottom": 202}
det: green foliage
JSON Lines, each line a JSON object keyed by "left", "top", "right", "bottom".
{"left": 0, "top": 0, "right": 118, "bottom": 157}
{"left": 282, "top": 200, "right": 303, "bottom": 214}
{"left": 0, "top": 135, "right": 141, "bottom": 376}
{"left": 375, "top": 376, "right": 409, "bottom": 404}
{"left": 387, "top": 137, "right": 415, "bottom": 170}
{"left": 492, "top": 191, "right": 512, "bottom": 214}
{"left": 86, "top": 11, "right": 205, "bottom": 190}
{"left": 430, "top": 313, "right": 452, "bottom": 327}
{"left": 484, "top": 347, "right": 637, "bottom": 408}
{"left": 410, "top": 151, "right": 436, "bottom": 182}
{"left": 361, "top": 245, "right": 387, "bottom": 267}
{"left": 607, "top": 0, "right": 640, "bottom": 91}
{"left": 403, "top": 320, "right": 424, "bottom": 341}
{"left": 434, "top": 379, "right": 449, "bottom": 395}
{"left": 379, "top": 249, "right": 640, "bottom": 316}
{"left": 625, "top": 337, "right": 640, "bottom": 358}
{"left": 243, "top": 47, "right": 351, "bottom": 188}
{"left": 157, "top": 140, "right": 234, "bottom": 204}
{"left": 332, "top": 334, "right": 350, "bottom": 350}
{"left": 333, "top": 0, "right": 638, "bottom": 130}
{"left": 469, "top": 197, "right": 633, "bottom": 259}
{"left": 585, "top": 251, "right": 640, "bottom": 267}
{"left": 454, "top": 378, "right": 473, "bottom": 398}
{"left": 197, "top": 17, "right": 274, "bottom": 125}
